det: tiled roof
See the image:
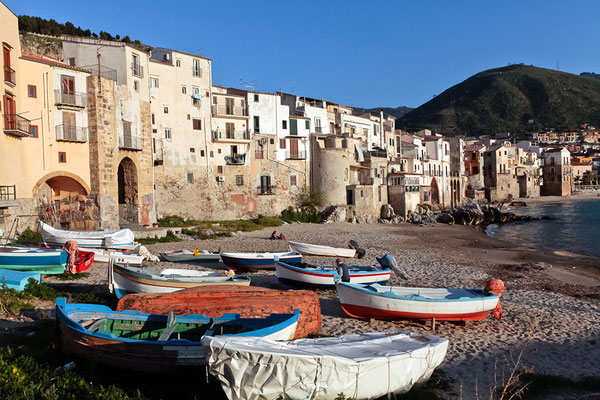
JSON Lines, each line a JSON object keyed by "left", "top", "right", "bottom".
{"left": 21, "top": 54, "right": 91, "bottom": 73}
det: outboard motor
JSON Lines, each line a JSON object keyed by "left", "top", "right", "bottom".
{"left": 335, "top": 259, "right": 351, "bottom": 283}
{"left": 348, "top": 240, "right": 366, "bottom": 259}
{"left": 376, "top": 254, "right": 408, "bottom": 280}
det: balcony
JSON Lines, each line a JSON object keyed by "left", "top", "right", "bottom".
{"left": 314, "top": 126, "right": 323, "bottom": 133}
{"left": 212, "top": 130, "right": 250, "bottom": 142}
{"left": 119, "top": 134, "right": 143, "bottom": 150}
{"left": 4, "top": 66, "right": 16, "bottom": 86}
{"left": 225, "top": 153, "right": 246, "bottom": 165}
{"left": 55, "top": 90, "right": 86, "bottom": 108}
{"left": 211, "top": 105, "right": 248, "bottom": 117}
{"left": 56, "top": 125, "right": 88, "bottom": 142}
{"left": 131, "top": 64, "right": 144, "bottom": 78}
{"left": 257, "top": 185, "right": 276, "bottom": 195}
{"left": 365, "top": 149, "right": 388, "bottom": 159}
{"left": 285, "top": 150, "right": 307, "bottom": 160}
{"left": 3, "top": 114, "right": 31, "bottom": 137}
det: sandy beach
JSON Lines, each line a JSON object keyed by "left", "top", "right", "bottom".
{"left": 41, "top": 221, "right": 600, "bottom": 398}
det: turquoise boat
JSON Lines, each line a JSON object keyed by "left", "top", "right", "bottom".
{"left": 0, "top": 269, "right": 41, "bottom": 290}
{"left": 0, "top": 246, "right": 67, "bottom": 274}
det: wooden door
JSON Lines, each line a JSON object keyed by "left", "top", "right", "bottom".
{"left": 226, "top": 122, "right": 234, "bottom": 138}
{"left": 226, "top": 98, "right": 234, "bottom": 114}
{"left": 290, "top": 138, "right": 299, "bottom": 159}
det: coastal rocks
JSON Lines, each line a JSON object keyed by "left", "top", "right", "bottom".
{"left": 435, "top": 203, "right": 556, "bottom": 226}
{"left": 380, "top": 204, "right": 395, "bottom": 220}
{"left": 436, "top": 213, "right": 455, "bottom": 224}
{"left": 322, "top": 206, "right": 346, "bottom": 224}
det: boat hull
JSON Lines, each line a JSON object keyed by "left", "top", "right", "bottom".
{"left": 111, "top": 264, "right": 251, "bottom": 298}
{"left": 336, "top": 282, "right": 500, "bottom": 321}
{"left": 160, "top": 252, "right": 221, "bottom": 263}
{"left": 288, "top": 241, "right": 356, "bottom": 258}
{"left": 220, "top": 252, "right": 301, "bottom": 271}
{"left": 0, "top": 247, "right": 67, "bottom": 274}
{"left": 80, "top": 248, "right": 144, "bottom": 265}
{"left": 39, "top": 221, "right": 136, "bottom": 249}
{"left": 0, "top": 269, "right": 41, "bottom": 291}
{"left": 275, "top": 261, "right": 390, "bottom": 289}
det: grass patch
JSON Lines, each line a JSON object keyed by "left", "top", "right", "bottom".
{"left": 0, "top": 283, "right": 35, "bottom": 316}
{"left": 53, "top": 272, "right": 90, "bottom": 281}
{"left": 397, "top": 369, "right": 455, "bottom": 399}
{"left": 14, "top": 227, "right": 43, "bottom": 245}
{"left": 176, "top": 215, "right": 283, "bottom": 239}
{"left": 281, "top": 207, "right": 322, "bottom": 223}
{"left": 502, "top": 372, "right": 600, "bottom": 399}
{"left": 157, "top": 216, "right": 203, "bottom": 227}
{"left": 137, "top": 230, "right": 182, "bottom": 245}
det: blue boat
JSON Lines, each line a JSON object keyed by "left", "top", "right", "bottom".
{"left": 55, "top": 298, "right": 300, "bottom": 373}
{"left": 220, "top": 251, "right": 302, "bottom": 272}
{"left": 0, "top": 269, "right": 41, "bottom": 291}
{"left": 0, "top": 246, "right": 67, "bottom": 274}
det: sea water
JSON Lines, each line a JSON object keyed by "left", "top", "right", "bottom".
{"left": 485, "top": 198, "right": 600, "bottom": 258}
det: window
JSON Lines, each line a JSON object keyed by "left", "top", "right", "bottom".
{"left": 58, "top": 152, "right": 67, "bottom": 163}
{"left": 187, "top": 172, "right": 194, "bottom": 184}
{"left": 305, "top": 120, "right": 310, "bottom": 130}
{"left": 164, "top": 106, "right": 168, "bottom": 114}
{"left": 61, "top": 75, "right": 75, "bottom": 94}
{"left": 193, "top": 119, "right": 202, "bottom": 130}
{"left": 270, "top": 138, "right": 274, "bottom": 145}
{"left": 28, "top": 85, "right": 37, "bottom": 98}
{"left": 164, "top": 128, "right": 171, "bottom": 139}
{"left": 218, "top": 148, "right": 221, "bottom": 154}
{"left": 210, "top": 151, "right": 214, "bottom": 157}
{"left": 282, "top": 120, "right": 287, "bottom": 129}
{"left": 133, "top": 80, "right": 139, "bottom": 92}
{"left": 280, "top": 139, "right": 286, "bottom": 149}
{"left": 254, "top": 94, "right": 259, "bottom": 102}
{"left": 217, "top": 165, "right": 223, "bottom": 174}
{"left": 200, "top": 150, "right": 205, "bottom": 156}
{"left": 190, "top": 148, "right": 195, "bottom": 153}
{"left": 151, "top": 113, "right": 155, "bottom": 125}
{"left": 68, "top": 57, "right": 76, "bottom": 66}
{"left": 182, "top": 86, "right": 187, "bottom": 94}
{"left": 290, "top": 119, "right": 298, "bottom": 135}
{"left": 236, "top": 175, "right": 244, "bottom": 185}
{"left": 315, "top": 118, "right": 322, "bottom": 133}
{"left": 213, "top": 96, "right": 217, "bottom": 104}
{"left": 150, "top": 77, "right": 159, "bottom": 88}
{"left": 253, "top": 116, "right": 260, "bottom": 133}
{"left": 30, "top": 125, "right": 38, "bottom": 138}
{"left": 187, "top": 114, "right": 190, "bottom": 120}
{"left": 192, "top": 59, "right": 201, "bottom": 77}
{"left": 290, "top": 175, "right": 297, "bottom": 186}
{"left": 176, "top": 59, "right": 181, "bottom": 67}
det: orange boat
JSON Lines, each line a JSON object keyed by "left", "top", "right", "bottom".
{"left": 117, "top": 285, "right": 321, "bottom": 339}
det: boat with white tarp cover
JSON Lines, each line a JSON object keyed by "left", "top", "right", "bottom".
{"left": 39, "top": 221, "right": 136, "bottom": 249}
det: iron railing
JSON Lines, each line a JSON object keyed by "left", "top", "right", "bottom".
{"left": 212, "top": 130, "right": 250, "bottom": 141}
{"left": 211, "top": 105, "right": 248, "bottom": 117}
{"left": 257, "top": 185, "right": 276, "bottom": 195}
{"left": 118, "top": 134, "right": 143, "bottom": 150}
{"left": 285, "top": 150, "right": 307, "bottom": 160}
{"left": 4, "top": 66, "right": 15, "bottom": 85}
{"left": 55, "top": 90, "right": 86, "bottom": 107}
{"left": 81, "top": 65, "right": 117, "bottom": 81}
{"left": 225, "top": 153, "right": 246, "bottom": 165}
{"left": 131, "top": 63, "right": 144, "bottom": 78}
{"left": 0, "top": 185, "right": 16, "bottom": 200}
{"left": 56, "top": 125, "right": 88, "bottom": 142}
{"left": 3, "top": 114, "right": 31, "bottom": 137}
{"left": 314, "top": 126, "right": 322, "bottom": 133}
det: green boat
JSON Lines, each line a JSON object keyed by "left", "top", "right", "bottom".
{"left": 0, "top": 246, "right": 67, "bottom": 274}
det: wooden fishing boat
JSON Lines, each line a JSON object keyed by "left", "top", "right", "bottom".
{"left": 275, "top": 260, "right": 390, "bottom": 289}
{"left": 203, "top": 330, "right": 449, "bottom": 400}
{"left": 220, "top": 252, "right": 301, "bottom": 272}
{"left": 0, "top": 269, "right": 41, "bottom": 291}
{"left": 80, "top": 247, "right": 144, "bottom": 265}
{"left": 55, "top": 297, "right": 299, "bottom": 373}
{"left": 39, "top": 221, "right": 136, "bottom": 249}
{"left": 109, "top": 263, "right": 251, "bottom": 298}
{"left": 336, "top": 281, "right": 504, "bottom": 321}
{"left": 0, "top": 246, "right": 67, "bottom": 274}
{"left": 288, "top": 241, "right": 356, "bottom": 258}
{"left": 116, "top": 285, "right": 321, "bottom": 339}
{"left": 160, "top": 249, "right": 221, "bottom": 263}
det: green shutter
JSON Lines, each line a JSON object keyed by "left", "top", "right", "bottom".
{"left": 290, "top": 119, "right": 298, "bottom": 136}
{"left": 305, "top": 120, "right": 310, "bottom": 129}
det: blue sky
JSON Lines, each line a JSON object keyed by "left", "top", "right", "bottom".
{"left": 6, "top": 0, "right": 600, "bottom": 108}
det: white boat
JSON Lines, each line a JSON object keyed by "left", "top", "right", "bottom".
{"left": 39, "top": 221, "right": 136, "bottom": 249}
{"left": 288, "top": 241, "right": 356, "bottom": 258}
{"left": 203, "top": 330, "right": 449, "bottom": 400}
{"left": 80, "top": 247, "right": 144, "bottom": 265}
{"left": 160, "top": 249, "right": 221, "bottom": 263}
{"left": 336, "top": 281, "right": 502, "bottom": 321}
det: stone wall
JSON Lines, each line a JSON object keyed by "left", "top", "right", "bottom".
{"left": 542, "top": 165, "right": 572, "bottom": 196}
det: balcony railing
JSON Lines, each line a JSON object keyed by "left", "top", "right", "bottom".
{"left": 4, "top": 66, "right": 16, "bottom": 85}
{"left": 211, "top": 105, "right": 248, "bottom": 117}
{"left": 3, "top": 114, "right": 31, "bottom": 137}
{"left": 225, "top": 153, "right": 246, "bottom": 165}
{"left": 257, "top": 185, "right": 276, "bottom": 195}
{"left": 0, "top": 185, "right": 16, "bottom": 200}
{"left": 56, "top": 125, "right": 88, "bottom": 142}
{"left": 212, "top": 130, "right": 250, "bottom": 141}
{"left": 131, "top": 64, "right": 144, "bottom": 78}
{"left": 365, "top": 149, "right": 388, "bottom": 158}
{"left": 119, "top": 134, "right": 143, "bottom": 150}
{"left": 314, "top": 126, "right": 322, "bottom": 133}
{"left": 285, "top": 150, "right": 307, "bottom": 160}
{"left": 55, "top": 90, "right": 86, "bottom": 108}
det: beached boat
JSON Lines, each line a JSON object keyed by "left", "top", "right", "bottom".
{"left": 275, "top": 260, "right": 390, "bottom": 289}
{"left": 0, "top": 246, "right": 67, "bottom": 274}
{"left": 0, "top": 269, "right": 41, "bottom": 291}
{"left": 116, "top": 285, "right": 322, "bottom": 339}
{"left": 80, "top": 247, "right": 144, "bottom": 265}
{"left": 288, "top": 241, "right": 356, "bottom": 258}
{"left": 203, "top": 330, "right": 449, "bottom": 400}
{"left": 39, "top": 221, "right": 136, "bottom": 249}
{"left": 109, "top": 262, "right": 251, "bottom": 298}
{"left": 336, "top": 281, "right": 504, "bottom": 321}
{"left": 160, "top": 249, "right": 221, "bottom": 263}
{"left": 220, "top": 252, "right": 301, "bottom": 271}
{"left": 55, "top": 297, "right": 299, "bottom": 373}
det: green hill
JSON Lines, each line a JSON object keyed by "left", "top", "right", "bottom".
{"left": 353, "top": 106, "right": 413, "bottom": 119}
{"left": 397, "top": 64, "right": 600, "bottom": 136}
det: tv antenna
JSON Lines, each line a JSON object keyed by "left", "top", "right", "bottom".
{"left": 239, "top": 78, "right": 256, "bottom": 89}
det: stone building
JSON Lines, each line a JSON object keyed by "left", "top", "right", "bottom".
{"left": 515, "top": 148, "right": 541, "bottom": 198}
{"left": 483, "top": 143, "right": 520, "bottom": 202}
{"left": 541, "top": 147, "right": 573, "bottom": 196}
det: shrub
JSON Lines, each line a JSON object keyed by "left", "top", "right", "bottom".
{"left": 14, "top": 228, "right": 43, "bottom": 245}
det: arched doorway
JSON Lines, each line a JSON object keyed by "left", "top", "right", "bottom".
{"left": 430, "top": 178, "right": 440, "bottom": 205}
{"left": 118, "top": 157, "right": 139, "bottom": 224}
{"left": 33, "top": 174, "right": 92, "bottom": 229}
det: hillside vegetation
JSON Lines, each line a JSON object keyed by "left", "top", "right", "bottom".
{"left": 353, "top": 106, "right": 414, "bottom": 119}
{"left": 397, "top": 65, "right": 600, "bottom": 136}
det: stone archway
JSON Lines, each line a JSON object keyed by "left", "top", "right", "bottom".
{"left": 33, "top": 171, "right": 90, "bottom": 202}
{"left": 117, "top": 157, "right": 139, "bottom": 224}
{"left": 430, "top": 178, "right": 440, "bottom": 205}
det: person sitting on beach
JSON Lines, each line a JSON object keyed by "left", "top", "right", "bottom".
{"left": 336, "top": 258, "right": 351, "bottom": 282}
{"left": 270, "top": 230, "right": 286, "bottom": 240}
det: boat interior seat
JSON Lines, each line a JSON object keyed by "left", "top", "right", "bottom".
{"left": 87, "top": 318, "right": 107, "bottom": 332}
{"left": 204, "top": 318, "right": 217, "bottom": 336}
{"left": 158, "top": 311, "right": 178, "bottom": 341}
